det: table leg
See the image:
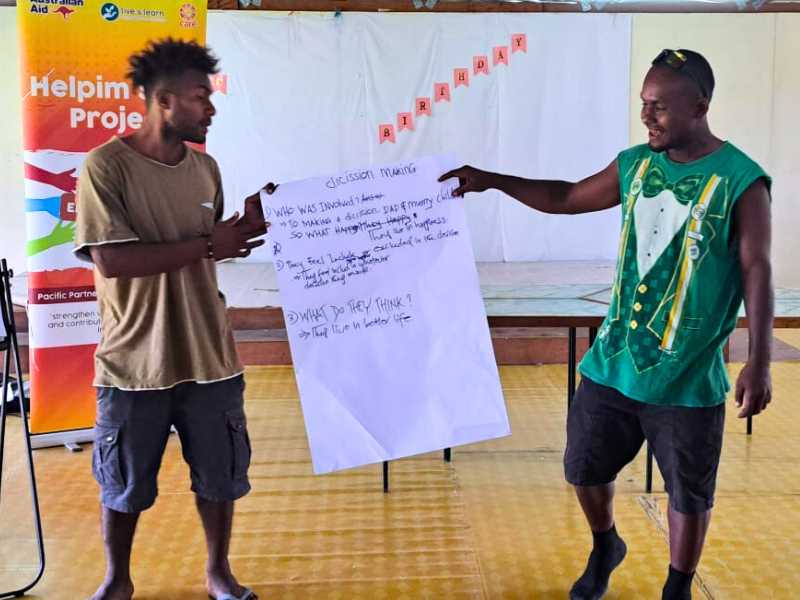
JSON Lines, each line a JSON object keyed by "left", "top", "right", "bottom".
{"left": 568, "top": 327, "right": 577, "bottom": 409}
{"left": 444, "top": 448, "right": 451, "bottom": 462}
{"left": 383, "top": 461, "right": 389, "bottom": 493}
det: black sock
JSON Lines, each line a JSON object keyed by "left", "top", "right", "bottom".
{"left": 569, "top": 525, "right": 627, "bottom": 600}
{"left": 662, "top": 565, "right": 694, "bottom": 600}
{"left": 592, "top": 524, "right": 620, "bottom": 553}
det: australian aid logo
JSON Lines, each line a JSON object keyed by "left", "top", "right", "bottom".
{"left": 29, "top": 0, "right": 85, "bottom": 19}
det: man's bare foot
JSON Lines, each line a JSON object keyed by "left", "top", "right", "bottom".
{"left": 207, "top": 566, "right": 256, "bottom": 599}
{"left": 89, "top": 577, "right": 133, "bottom": 600}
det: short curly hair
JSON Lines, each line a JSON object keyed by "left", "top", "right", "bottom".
{"left": 651, "top": 48, "right": 715, "bottom": 100}
{"left": 127, "top": 37, "right": 219, "bottom": 102}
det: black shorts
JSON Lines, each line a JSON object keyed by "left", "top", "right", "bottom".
{"left": 92, "top": 375, "right": 251, "bottom": 513}
{"left": 564, "top": 376, "right": 725, "bottom": 514}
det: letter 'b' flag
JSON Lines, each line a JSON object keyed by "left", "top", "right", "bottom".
{"left": 379, "top": 124, "right": 397, "bottom": 143}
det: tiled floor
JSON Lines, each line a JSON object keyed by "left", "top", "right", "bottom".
{"left": 2, "top": 353, "right": 799, "bottom": 599}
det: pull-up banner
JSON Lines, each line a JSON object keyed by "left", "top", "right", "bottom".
{"left": 17, "top": 0, "right": 207, "bottom": 435}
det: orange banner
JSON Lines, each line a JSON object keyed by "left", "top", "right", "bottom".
{"left": 18, "top": 0, "right": 207, "bottom": 434}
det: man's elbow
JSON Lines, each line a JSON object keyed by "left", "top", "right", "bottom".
{"left": 90, "top": 247, "right": 123, "bottom": 278}
{"left": 555, "top": 183, "right": 579, "bottom": 215}
{"left": 741, "top": 255, "right": 772, "bottom": 282}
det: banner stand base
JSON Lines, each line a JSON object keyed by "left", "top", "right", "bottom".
{"left": 30, "top": 428, "right": 94, "bottom": 450}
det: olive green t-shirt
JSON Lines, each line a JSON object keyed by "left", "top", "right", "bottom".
{"left": 579, "top": 142, "right": 770, "bottom": 407}
{"left": 74, "top": 137, "right": 243, "bottom": 390}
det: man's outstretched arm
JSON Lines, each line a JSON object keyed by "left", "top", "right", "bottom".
{"left": 438, "top": 159, "right": 621, "bottom": 215}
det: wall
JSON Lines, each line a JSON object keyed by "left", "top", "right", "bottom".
{"left": 1, "top": 8, "right": 798, "bottom": 285}
{"left": 206, "top": 12, "right": 631, "bottom": 263}
{"left": 630, "top": 14, "right": 800, "bottom": 287}
{"left": 0, "top": 7, "right": 24, "bottom": 276}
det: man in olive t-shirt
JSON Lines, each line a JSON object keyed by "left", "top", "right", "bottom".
{"left": 75, "top": 39, "right": 271, "bottom": 600}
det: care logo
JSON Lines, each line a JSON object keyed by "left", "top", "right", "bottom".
{"left": 100, "top": 2, "right": 119, "bottom": 21}
{"left": 179, "top": 3, "right": 197, "bottom": 28}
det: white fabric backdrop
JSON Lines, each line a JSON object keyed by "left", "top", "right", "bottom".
{"left": 207, "top": 12, "right": 632, "bottom": 262}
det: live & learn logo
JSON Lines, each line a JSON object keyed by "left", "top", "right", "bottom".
{"left": 100, "top": 2, "right": 119, "bottom": 21}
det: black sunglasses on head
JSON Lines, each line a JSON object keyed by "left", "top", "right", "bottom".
{"left": 652, "top": 49, "right": 710, "bottom": 99}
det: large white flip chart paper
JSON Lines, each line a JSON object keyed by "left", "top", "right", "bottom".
{"left": 267, "top": 155, "right": 510, "bottom": 474}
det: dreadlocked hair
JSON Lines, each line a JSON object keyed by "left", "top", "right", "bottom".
{"left": 127, "top": 37, "right": 219, "bottom": 101}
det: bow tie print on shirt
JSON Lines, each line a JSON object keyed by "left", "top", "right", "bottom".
{"left": 642, "top": 166, "right": 704, "bottom": 204}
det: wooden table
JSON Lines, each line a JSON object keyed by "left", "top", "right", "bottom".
{"left": 233, "top": 284, "right": 800, "bottom": 492}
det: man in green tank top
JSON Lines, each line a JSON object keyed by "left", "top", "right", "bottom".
{"left": 441, "top": 49, "right": 773, "bottom": 600}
